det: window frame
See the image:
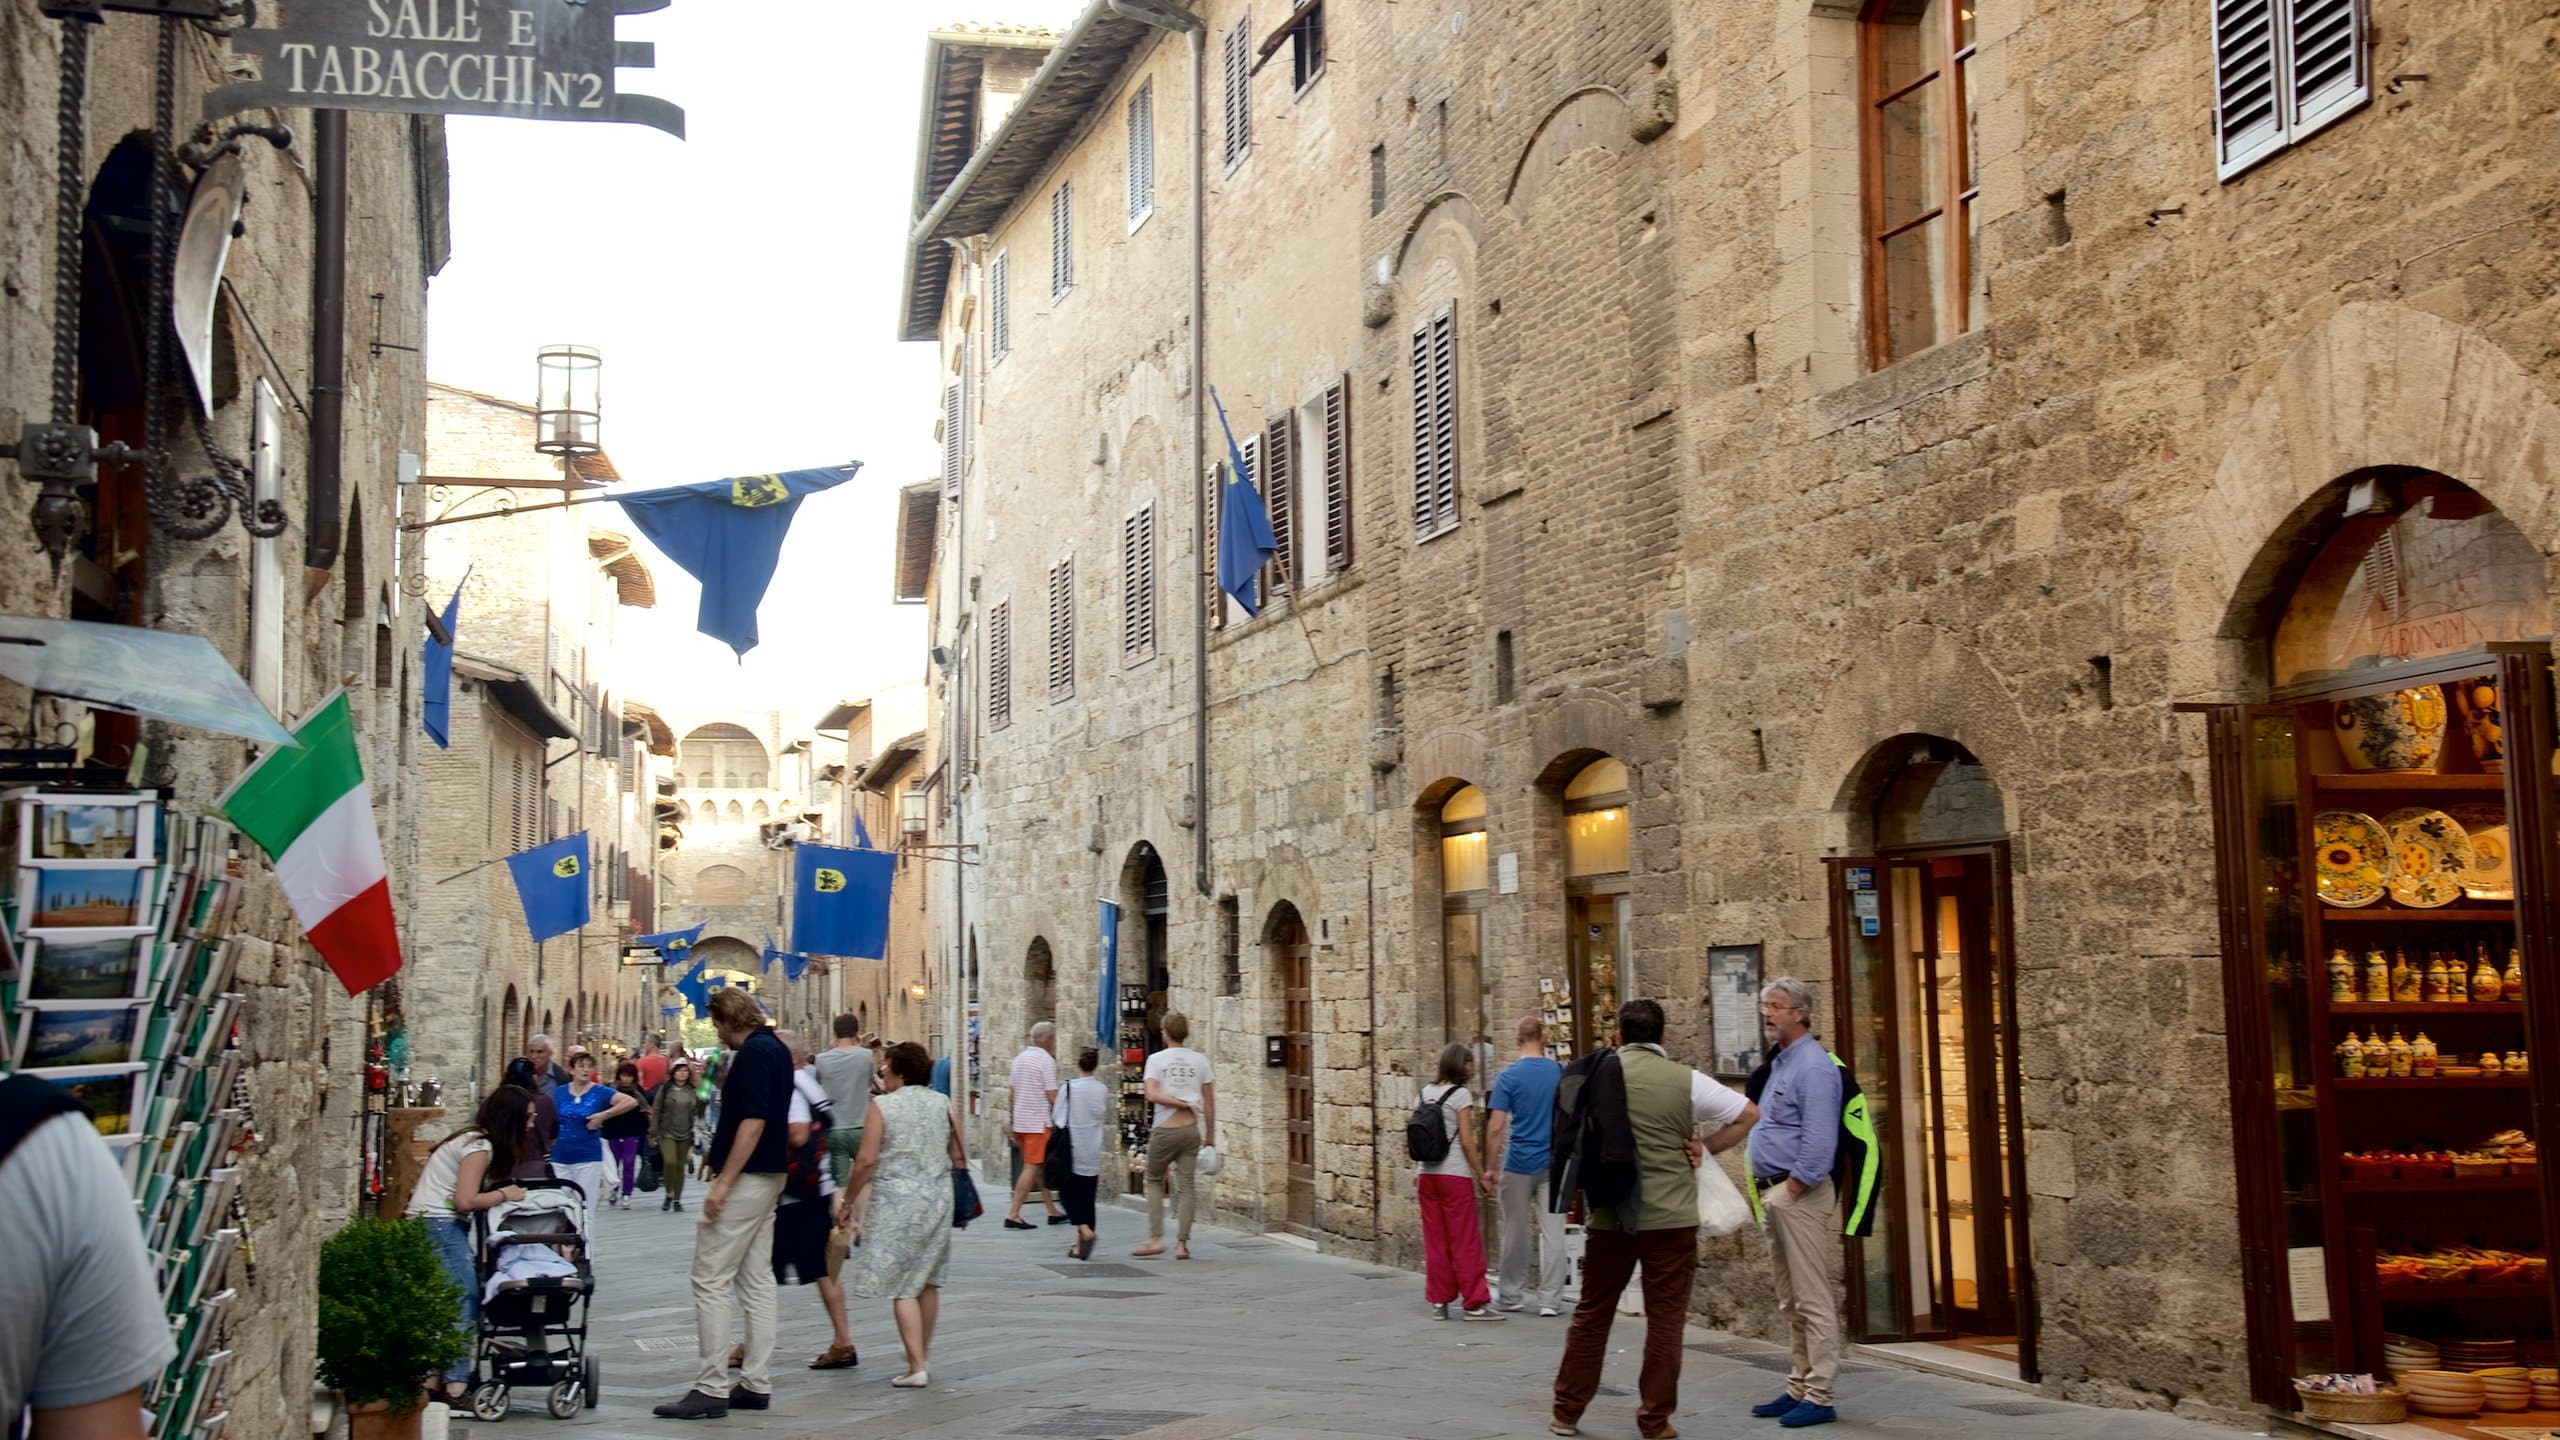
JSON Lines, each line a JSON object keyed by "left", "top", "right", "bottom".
{"left": 986, "top": 597, "right": 1013, "bottom": 732}
{"left": 1857, "top": 0, "right": 1977, "bottom": 371}
{"left": 2213, "top": 0, "right": 2372, "bottom": 181}
{"left": 1127, "top": 78, "right": 1157, "bottom": 231}
{"left": 1050, "top": 179, "right": 1075, "bottom": 302}
{"left": 1320, "top": 376, "right": 1354, "bottom": 575}
{"left": 1262, "top": 410, "right": 1297, "bottom": 598}
{"left": 1046, "top": 555, "right": 1075, "bottom": 703}
{"left": 1410, "top": 304, "right": 1461, "bottom": 542}
{"left": 1121, "top": 503, "right": 1158, "bottom": 666}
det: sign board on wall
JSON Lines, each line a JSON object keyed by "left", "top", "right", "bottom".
{"left": 205, "top": 0, "right": 685, "bottom": 137}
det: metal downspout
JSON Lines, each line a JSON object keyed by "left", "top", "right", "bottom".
{"left": 303, "top": 110, "right": 348, "bottom": 594}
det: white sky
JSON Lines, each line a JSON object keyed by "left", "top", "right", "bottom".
{"left": 425, "top": 0, "right": 1081, "bottom": 720}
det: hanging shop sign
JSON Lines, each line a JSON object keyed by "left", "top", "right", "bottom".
{"left": 204, "top": 0, "right": 685, "bottom": 138}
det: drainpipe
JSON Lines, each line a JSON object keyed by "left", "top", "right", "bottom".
{"left": 302, "top": 109, "right": 348, "bottom": 595}
{"left": 1103, "top": 0, "right": 1209, "bottom": 898}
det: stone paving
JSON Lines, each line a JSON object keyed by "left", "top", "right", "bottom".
{"left": 447, "top": 1179, "right": 2277, "bottom": 1440}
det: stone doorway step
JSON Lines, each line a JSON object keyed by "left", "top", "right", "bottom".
{"left": 1852, "top": 1340, "right": 2035, "bottom": 1395}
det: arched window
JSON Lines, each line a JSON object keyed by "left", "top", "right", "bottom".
{"left": 1561, "top": 756, "right": 1631, "bottom": 1055}
{"left": 501, "top": 985, "right": 521, "bottom": 1062}
{"left": 1439, "top": 785, "right": 1488, "bottom": 1045}
{"left": 694, "top": 864, "right": 750, "bottom": 905}
{"left": 679, "top": 723, "right": 770, "bottom": 790}
{"left": 752, "top": 799, "right": 771, "bottom": 822}
{"left": 725, "top": 799, "right": 745, "bottom": 826}
{"left": 1026, "top": 937, "right": 1055, "bottom": 1024}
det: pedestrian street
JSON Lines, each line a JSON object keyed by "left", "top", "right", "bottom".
{"left": 470, "top": 1186, "right": 2265, "bottom": 1440}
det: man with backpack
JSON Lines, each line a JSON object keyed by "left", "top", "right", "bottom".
{"left": 1745, "top": 977, "right": 1845, "bottom": 1430}
{"left": 1550, "top": 1000, "right": 1757, "bottom": 1440}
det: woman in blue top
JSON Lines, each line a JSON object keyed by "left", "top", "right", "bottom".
{"left": 550, "top": 1049, "right": 638, "bottom": 1255}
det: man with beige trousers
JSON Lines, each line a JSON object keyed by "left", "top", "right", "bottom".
{"left": 1746, "top": 976, "right": 1843, "bottom": 1430}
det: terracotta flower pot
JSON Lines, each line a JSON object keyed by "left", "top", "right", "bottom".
{"left": 346, "top": 1399, "right": 427, "bottom": 1440}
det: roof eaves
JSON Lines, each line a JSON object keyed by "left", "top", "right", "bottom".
{"left": 894, "top": 481, "right": 940, "bottom": 603}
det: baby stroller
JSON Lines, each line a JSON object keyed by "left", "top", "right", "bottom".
{"left": 463, "top": 1178, "right": 601, "bottom": 1421}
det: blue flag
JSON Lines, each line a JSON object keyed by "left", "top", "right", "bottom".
{"left": 791, "top": 843, "right": 895, "bottom": 958}
{"left": 758, "top": 934, "right": 781, "bottom": 975}
{"left": 1211, "top": 388, "right": 1277, "bottom": 618}
{"left": 674, "top": 957, "right": 710, "bottom": 1010}
{"left": 421, "top": 580, "right": 462, "bottom": 749}
{"left": 504, "top": 833, "right": 591, "bottom": 943}
{"left": 782, "top": 950, "right": 811, "bottom": 983}
{"left": 615, "top": 465, "right": 861, "bottom": 658}
{"left": 636, "top": 923, "right": 704, "bottom": 960}
{"left": 853, "top": 810, "right": 874, "bottom": 850}
{"left": 1097, "top": 900, "right": 1121, "bottom": 1054}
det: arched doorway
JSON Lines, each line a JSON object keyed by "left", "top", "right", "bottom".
{"left": 1119, "top": 842, "right": 1173, "bottom": 1053}
{"left": 1026, "top": 937, "right": 1055, "bottom": 1027}
{"left": 1822, "top": 734, "right": 2034, "bottom": 1379}
{"left": 501, "top": 985, "right": 522, "bottom": 1067}
{"left": 1265, "top": 902, "right": 1316, "bottom": 1237}
{"left": 1559, "top": 756, "right": 1632, "bottom": 1056}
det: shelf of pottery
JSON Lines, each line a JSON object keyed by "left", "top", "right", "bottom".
{"left": 2297, "top": 675, "right": 2553, "bottom": 1350}
{"left": 1116, "top": 981, "right": 1151, "bottom": 1190}
{"left": 0, "top": 788, "right": 251, "bottom": 1440}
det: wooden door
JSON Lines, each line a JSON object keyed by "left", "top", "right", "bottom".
{"left": 1284, "top": 937, "right": 1316, "bottom": 1236}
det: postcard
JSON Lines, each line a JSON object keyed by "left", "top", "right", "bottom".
{"left": 23, "top": 865, "right": 149, "bottom": 930}
{"left": 22, "top": 794, "right": 155, "bottom": 864}
{"left": 32, "top": 1063, "right": 146, "bottom": 1140}
{"left": 21, "top": 931, "right": 154, "bottom": 1001}
{"left": 14, "top": 998, "right": 148, "bottom": 1070}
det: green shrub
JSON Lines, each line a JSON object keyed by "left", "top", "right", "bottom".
{"left": 315, "top": 1216, "right": 469, "bottom": 1413}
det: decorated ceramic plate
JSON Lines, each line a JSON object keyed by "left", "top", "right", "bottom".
{"left": 2314, "top": 810, "right": 2390, "bottom": 908}
{"left": 2449, "top": 803, "right": 2514, "bottom": 900}
{"left": 2382, "top": 806, "right": 2473, "bottom": 908}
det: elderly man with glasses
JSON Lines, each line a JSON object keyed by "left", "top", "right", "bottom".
{"left": 1746, "top": 977, "right": 1844, "bottom": 1430}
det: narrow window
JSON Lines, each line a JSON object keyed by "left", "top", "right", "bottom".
{"left": 1205, "top": 460, "right": 1225, "bottom": 631}
{"left": 1288, "top": 3, "right": 1326, "bottom": 91}
{"left": 989, "top": 250, "right": 1012, "bottom": 363}
{"left": 1410, "top": 304, "right": 1460, "bottom": 538}
{"left": 942, "top": 382, "right": 963, "bottom": 497}
{"left": 1219, "top": 895, "right": 1242, "bottom": 996}
{"left": 1494, "top": 630, "right": 1514, "bottom": 703}
{"left": 1047, "top": 557, "right": 1075, "bottom": 701}
{"left": 1860, "top": 0, "right": 1979, "bottom": 369}
{"left": 1051, "top": 180, "right": 1074, "bottom": 301}
{"left": 1321, "top": 377, "right": 1353, "bottom": 572}
{"left": 1368, "top": 143, "right": 1386, "bottom": 216}
{"left": 2214, "top": 0, "right": 2370, "bottom": 179}
{"left": 1262, "top": 412, "right": 1296, "bottom": 597}
{"left": 986, "top": 599, "right": 1013, "bottom": 732}
{"left": 1223, "top": 15, "right": 1253, "bottom": 168}
{"left": 1121, "top": 505, "right": 1157, "bottom": 663}
{"left": 1127, "top": 79, "right": 1156, "bottom": 225}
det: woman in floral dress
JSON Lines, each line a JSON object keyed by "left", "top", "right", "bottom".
{"left": 844, "top": 1040, "right": 969, "bottom": 1388}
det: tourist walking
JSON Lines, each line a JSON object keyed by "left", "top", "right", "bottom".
{"left": 652, "top": 989, "right": 795, "bottom": 1421}
{"left": 1746, "top": 977, "right": 1845, "bottom": 1430}
{"left": 405, "top": 1087, "right": 532, "bottom": 1406}
{"left": 1551, "top": 999, "right": 1758, "bottom": 1440}
{"left": 846, "top": 1041, "right": 969, "bottom": 1389}
{"left": 604, "top": 1059, "right": 653, "bottom": 1207}
{"left": 778, "top": 1034, "right": 859, "bottom": 1371}
{"left": 1053, "top": 1048, "right": 1109, "bottom": 1260}
{"left": 550, "top": 1050, "right": 637, "bottom": 1247}
{"left": 1413, "top": 1042, "right": 1502, "bottom": 1321}
{"left": 814, "top": 1015, "right": 875, "bottom": 1188}
{"left": 1003, "top": 1022, "right": 1064, "bottom": 1228}
{"left": 653, "top": 1056, "right": 703, "bottom": 1212}
{"left": 1133, "top": 1012, "right": 1215, "bottom": 1259}
{"left": 1486, "top": 1014, "right": 1567, "bottom": 1316}
{"left": 637, "top": 1037, "right": 672, "bottom": 1094}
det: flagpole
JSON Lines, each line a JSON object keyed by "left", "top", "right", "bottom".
{"left": 396, "top": 462, "right": 862, "bottom": 533}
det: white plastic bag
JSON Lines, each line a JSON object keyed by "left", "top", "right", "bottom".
{"left": 1696, "top": 1157, "right": 1752, "bottom": 1237}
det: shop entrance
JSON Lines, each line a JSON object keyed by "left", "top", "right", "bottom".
{"left": 1269, "top": 903, "right": 1317, "bottom": 1238}
{"left": 1825, "top": 738, "right": 2036, "bottom": 1383}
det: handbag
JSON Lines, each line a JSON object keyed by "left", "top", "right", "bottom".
{"left": 637, "top": 1146, "right": 663, "bottom": 1194}
{"left": 952, "top": 1166, "right": 985, "bottom": 1228}
{"left": 1696, "top": 1154, "right": 1752, "bottom": 1237}
{"left": 1043, "top": 1081, "right": 1076, "bottom": 1190}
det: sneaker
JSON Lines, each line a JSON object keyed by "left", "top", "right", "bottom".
{"left": 1498, "top": 1300, "right": 1528, "bottom": 1312}
{"left": 1778, "top": 1402, "right": 1836, "bottom": 1429}
{"left": 726, "top": 1386, "right": 771, "bottom": 1411}
{"left": 1539, "top": 1305, "right": 1562, "bottom": 1318}
{"left": 1431, "top": 1303, "right": 1451, "bottom": 1321}
{"left": 1751, "top": 1393, "right": 1800, "bottom": 1419}
{"left": 1549, "top": 1420, "right": 1580, "bottom": 1437}
{"left": 651, "top": 1390, "right": 728, "bottom": 1420}
{"left": 1459, "top": 1305, "right": 1507, "bottom": 1321}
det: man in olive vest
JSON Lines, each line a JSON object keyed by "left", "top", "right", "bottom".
{"left": 1550, "top": 1000, "right": 1758, "bottom": 1440}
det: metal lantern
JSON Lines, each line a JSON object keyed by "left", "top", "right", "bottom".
{"left": 534, "top": 344, "right": 602, "bottom": 456}
{"left": 906, "top": 980, "right": 931, "bottom": 1000}
{"left": 899, "top": 790, "right": 931, "bottom": 837}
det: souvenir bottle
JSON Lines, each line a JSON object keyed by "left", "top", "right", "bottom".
{"left": 2505, "top": 947, "right": 2525, "bottom": 1003}
{"left": 2337, "top": 1032, "right": 2367, "bottom": 1078}
{"left": 2475, "top": 947, "right": 2504, "bottom": 1002}
{"left": 2366, "top": 949, "right": 2393, "bottom": 1003}
{"left": 2413, "top": 1031, "right": 2438, "bottom": 1077}
{"left": 2481, "top": 1051, "right": 2505, "bottom": 1074}
{"left": 2508, "top": 1049, "right": 2529, "bottom": 1075}
{"left": 2393, "top": 949, "right": 2422, "bottom": 1002}
{"left": 2427, "top": 954, "right": 2453, "bottom": 1003}
{"left": 2449, "top": 956, "right": 2471, "bottom": 1003}
{"left": 2385, "top": 1029, "right": 2414, "bottom": 1077}
{"left": 2329, "top": 948, "right": 2360, "bottom": 1002}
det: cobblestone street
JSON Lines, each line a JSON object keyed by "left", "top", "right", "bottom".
{"left": 444, "top": 1180, "right": 2275, "bottom": 1440}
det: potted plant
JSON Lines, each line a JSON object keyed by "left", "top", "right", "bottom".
{"left": 316, "top": 1216, "right": 469, "bottom": 1440}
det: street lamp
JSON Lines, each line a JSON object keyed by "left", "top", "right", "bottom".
{"left": 906, "top": 980, "right": 930, "bottom": 1001}
{"left": 535, "top": 344, "right": 602, "bottom": 456}
{"left": 899, "top": 790, "right": 930, "bottom": 838}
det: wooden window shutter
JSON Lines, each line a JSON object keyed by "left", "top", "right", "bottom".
{"left": 1204, "top": 462, "right": 1225, "bottom": 631}
{"left": 990, "top": 251, "right": 1012, "bottom": 361}
{"left": 2215, "top": 0, "right": 2367, "bottom": 179}
{"left": 941, "top": 382, "right": 962, "bottom": 497}
{"left": 1262, "top": 412, "right": 1295, "bottom": 595}
{"left": 1411, "top": 305, "right": 1459, "bottom": 536}
{"left": 2212, "top": 0, "right": 2284, "bottom": 177}
{"left": 1128, "top": 81, "right": 1155, "bottom": 221}
{"left": 1047, "top": 557, "right": 1075, "bottom": 701}
{"left": 1121, "top": 506, "right": 1156, "bottom": 662}
{"left": 987, "top": 599, "right": 1013, "bottom": 731}
{"left": 1322, "top": 377, "right": 1353, "bottom": 572}
{"left": 1052, "top": 180, "right": 1074, "bottom": 299}
{"left": 2286, "top": 0, "right": 2369, "bottom": 140}
{"left": 1223, "top": 16, "right": 1252, "bottom": 167}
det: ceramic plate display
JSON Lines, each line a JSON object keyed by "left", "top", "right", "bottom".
{"left": 2315, "top": 810, "right": 2391, "bottom": 908}
{"left": 2382, "top": 806, "right": 2473, "bottom": 908}
{"left": 2334, "top": 684, "right": 2450, "bottom": 772}
{"left": 2450, "top": 802, "right": 2515, "bottom": 900}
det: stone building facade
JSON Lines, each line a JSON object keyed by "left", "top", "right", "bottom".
{"left": 659, "top": 708, "right": 824, "bottom": 1028}
{"left": 0, "top": 7, "right": 445, "bottom": 1432}
{"left": 905, "top": 0, "right": 2560, "bottom": 1422}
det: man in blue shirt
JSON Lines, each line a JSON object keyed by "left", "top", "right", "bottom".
{"left": 929, "top": 1051, "right": 954, "bottom": 1097}
{"left": 1485, "top": 1014, "right": 1567, "bottom": 1316}
{"left": 1745, "top": 977, "right": 1844, "bottom": 1430}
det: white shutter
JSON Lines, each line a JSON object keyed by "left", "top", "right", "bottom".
{"left": 1223, "top": 17, "right": 1252, "bottom": 168}
{"left": 1205, "top": 461, "right": 1226, "bottom": 631}
{"left": 2217, "top": 0, "right": 2367, "bottom": 180}
{"left": 1052, "top": 180, "right": 1074, "bottom": 299}
{"left": 990, "top": 251, "right": 1011, "bottom": 362}
{"left": 1047, "top": 557, "right": 1075, "bottom": 700}
{"left": 2286, "top": 0, "right": 2369, "bottom": 141}
{"left": 2212, "top": 0, "right": 2283, "bottom": 178}
{"left": 1128, "top": 81, "right": 1155, "bottom": 223}
{"left": 987, "top": 600, "right": 1012, "bottom": 731}
{"left": 942, "top": 382, "right": 962, "bottom": 497}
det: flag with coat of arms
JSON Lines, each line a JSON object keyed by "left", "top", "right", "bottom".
{"left": 504, "top": 833, "right": 591, "bottom": 943}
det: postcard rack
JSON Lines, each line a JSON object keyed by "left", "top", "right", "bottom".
{"left": 1, "top": 786, "right": 249, "bottom": 1440}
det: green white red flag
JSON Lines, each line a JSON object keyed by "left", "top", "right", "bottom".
{"left": 218, "top": 690, "right": 402, "bottom": 995}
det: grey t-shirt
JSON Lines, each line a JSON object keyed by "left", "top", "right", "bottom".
{"left": 812, "top": 1045, "right": 875, "bottom": 1127}
{"left": 1, "top": 1114, "right": 175, "bottom": 1419}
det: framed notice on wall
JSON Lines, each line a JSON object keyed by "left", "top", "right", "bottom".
{"left": 1706, "top": 944, "right": 1764, "bottom": 1079}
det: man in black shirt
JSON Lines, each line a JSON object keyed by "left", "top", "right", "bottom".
{"left": 656, "top": 988, "right": 795, "bottom": 1420}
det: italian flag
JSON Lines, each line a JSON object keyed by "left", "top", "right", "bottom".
{"left": 219, "top": 691, "right": 402, "bottom": 996}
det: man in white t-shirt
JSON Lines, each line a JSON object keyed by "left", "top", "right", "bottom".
{"left": 1003, "top": 1022, "right": 1064, "bottom": 1229}
{"left": 1132, "top": 1012, "right": 1216, "bottom": 1260}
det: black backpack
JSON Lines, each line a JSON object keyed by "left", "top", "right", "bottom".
{"left": 1405, "top": 1085, "right": 1454, "bottom": 1164}
{"left": 783, "top": 1087, "right": 833, "bottom": 1202}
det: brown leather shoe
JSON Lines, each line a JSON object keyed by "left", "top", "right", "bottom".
{"left": 809, "top": 1343, "right": 859, "bottom": 1370}
{"left": 1640, "top": 1427, "right": 1678, "bottom": 1440}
